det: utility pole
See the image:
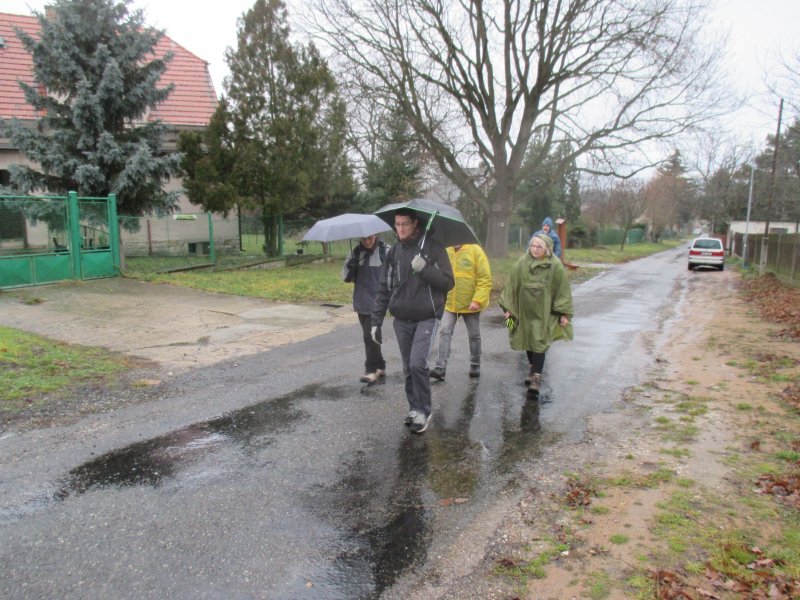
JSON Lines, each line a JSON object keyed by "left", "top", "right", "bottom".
{"left": 764, "top": 98, "right": 784, "bottom": 236}
{"left": 743, "top": 165, "right": 754, "bottom": 268}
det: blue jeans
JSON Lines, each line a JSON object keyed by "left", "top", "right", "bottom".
{"left": 393, "top": 317, "right": 439, "bottom": 416}
{"left": 433, "top": 311, "right": 481, "bottom": 370}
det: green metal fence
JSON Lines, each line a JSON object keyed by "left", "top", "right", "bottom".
{"left": 0, "top": 192, "right": 119, "bottom": 289}
{"left": 596, "top": 228, "right": 645, "bottom": 246}
{"left": 239, "top": 215, "right": 369, "bottom": 258}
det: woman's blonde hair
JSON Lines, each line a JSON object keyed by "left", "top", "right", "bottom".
{"left": 530, "top": 233, "right": 553, "bottom": 257}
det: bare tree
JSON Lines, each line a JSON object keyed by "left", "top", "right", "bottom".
{"left": 686, "top": 131, "right": 753, "bottom": 233}
{"left": 304, "top": 0, "right": 728, "bottom": 256}
{"left": 644, "top": 164, "right": 687, "bottom": 241}
{"left": 771, "top": 49, "right": 800, "bottom": 117}
{"left": 610, "top": 180, "right": 646, "bottom": 251}
{"left": 580, "top": 185, "right": 616, "bottom": 231}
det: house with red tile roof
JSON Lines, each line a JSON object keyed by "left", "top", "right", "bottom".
{"left": 0, "top": 11, "right": 218, "bottom": 206}
{"left": 0, "top": 11, "right": 243, "bottom": 260}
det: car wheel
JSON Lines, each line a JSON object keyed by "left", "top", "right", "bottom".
{"left": 688, "top": 263, "right": 693, "bottom": 271}
{"left": 719, "top": 263, "right": 724, "bottom": 271}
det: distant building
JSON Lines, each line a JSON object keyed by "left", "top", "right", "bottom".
{"left": 728, "top": 220, "right": 800, "bottom": 235}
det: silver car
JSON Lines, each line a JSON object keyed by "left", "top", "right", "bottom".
{"left": 688, "top": 237, "right": 725, "bottom": 271}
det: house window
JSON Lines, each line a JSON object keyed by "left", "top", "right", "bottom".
{"left": 0, "top": 169, "right": 10, "bottom": 187}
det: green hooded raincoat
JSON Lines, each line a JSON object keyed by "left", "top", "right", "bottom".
{"left": 498, "top": 237, "right": 574, "bottom": 353}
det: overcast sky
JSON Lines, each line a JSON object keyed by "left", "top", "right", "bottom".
{"left": 5, "top": 0, "right": 799, "bottom": 152}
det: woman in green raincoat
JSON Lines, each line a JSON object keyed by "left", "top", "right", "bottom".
{"left": 498, "top": 233, "right": 573, "bottom": 394}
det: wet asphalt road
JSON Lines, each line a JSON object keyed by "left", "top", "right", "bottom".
{"left": 0, "top": 245, "right": 690, "bottom": 599}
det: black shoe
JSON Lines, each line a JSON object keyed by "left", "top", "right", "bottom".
{"left": 469, "top": 365, "right": 480, "bottom": 378}
{"left": 429, "top": 367, "right": 446, "bottom": 382}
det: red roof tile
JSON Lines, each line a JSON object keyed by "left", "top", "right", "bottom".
{"left": 0, "top": 12, "right": 218, "bottom": 127}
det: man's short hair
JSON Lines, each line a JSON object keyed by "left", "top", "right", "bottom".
{"left": 394, "top": 207, "right": 418, "bottom": 222}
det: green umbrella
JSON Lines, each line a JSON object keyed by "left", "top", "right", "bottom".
{"left": 374, "top": 198, "right": 479, "bottom": 248}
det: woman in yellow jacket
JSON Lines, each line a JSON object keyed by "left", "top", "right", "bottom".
{"left": 429, "top": 243, "right": 492, "bottom": 380}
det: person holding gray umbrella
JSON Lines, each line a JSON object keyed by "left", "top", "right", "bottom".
{"left": 371, "top": 207, "right": 455, "bottom": 434}
{"left": 343, "top": 234, "right": 390, "bottom": 384}
{"left": 304, "top": 213, "right": 393, "bottom": 383}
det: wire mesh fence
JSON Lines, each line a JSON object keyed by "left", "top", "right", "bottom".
{"left": 731, "top": 232, "right": 799, "bottom": 282}
{"left": 0, "top": 195, "right": 70, "bottom": 256}
{"left": 119, "top": 213, "right": 364, "bottom": 275}
{"left": 119, "top": 212, "right": 236, "bottom": 274}
{"left": 239, "top": 215, "right": 382, "bottom": 259}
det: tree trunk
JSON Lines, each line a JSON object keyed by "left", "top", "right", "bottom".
{"left": 261, "top": 212, "right": 280, "bottom": 257}
{"left": 619, "top": 229, "right": 629, "bottom": 252}
{"left": 483, "top": 180, "right": 514, "bottom": 258}
{"left": 485, "top": 209, "right": 512, "bottom": 258}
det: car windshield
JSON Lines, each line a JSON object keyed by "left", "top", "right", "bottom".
{"left": 692, "top": 239, "right": 722, "bottom": 250}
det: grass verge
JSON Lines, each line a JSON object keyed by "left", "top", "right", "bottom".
{"left": 0, "top": 325, "right": 133, "bottom": 413}
{"left": 123, "top": 241, "right": 682, "bottom": 303}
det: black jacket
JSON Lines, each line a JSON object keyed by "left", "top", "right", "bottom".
{"left": 371, "top": 232, "right": 455, "bottom": 325}
{"left": 342, "top": 240, "right": 389, "bottom": 315}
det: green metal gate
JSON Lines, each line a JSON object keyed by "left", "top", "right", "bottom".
{"left": 0, "top": 191, "right": 120, "bottom": 289}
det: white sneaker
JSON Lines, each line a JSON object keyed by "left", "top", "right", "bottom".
{"left": 410, "top": 411, "right": 432, "bottom": 434}
{"left": 404, "top": 410, "right": 418, "bottom": 426}
{"left": 360, "top": 369, "right": 385, "bottom": 384}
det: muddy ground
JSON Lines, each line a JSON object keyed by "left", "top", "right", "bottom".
{"left": 2, "top": 270, "right": 799, "bottom": 598}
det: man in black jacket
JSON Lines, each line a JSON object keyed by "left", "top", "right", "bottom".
{"left": 371, "top": 208, "right": 455, "bottom": 434}
{"left": 342, "top": 234, "right": 389, "bottom": 383}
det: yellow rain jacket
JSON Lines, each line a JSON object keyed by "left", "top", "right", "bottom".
{"left": 444, "top": 244, "right": 492, "bottom": 314}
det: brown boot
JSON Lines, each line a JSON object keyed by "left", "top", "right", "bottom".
{"left": 524, "top": 366, "right": 536, "bottom": 386}
{"left": 528, "top": 373, "right": 542, "bottom": 394}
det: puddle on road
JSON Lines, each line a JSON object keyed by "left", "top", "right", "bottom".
{"left": 49, "top": 363, "right": 559, "bottom": 599}
{"left": 53, "top": 385, "right": 342, "bottom": 498}
{"left": 289, "top": 381, "right": 554, "bottom": 599}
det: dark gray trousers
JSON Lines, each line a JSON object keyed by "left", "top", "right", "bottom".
{"left": 393, "top": 317, "right": 438, "bottom": 417}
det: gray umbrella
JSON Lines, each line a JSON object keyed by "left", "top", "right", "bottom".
{"left": 302, "top": 213, "right": 393, "bottom": 242}
{"left": 374, "top": 198, "right": 479, "bottom": 248}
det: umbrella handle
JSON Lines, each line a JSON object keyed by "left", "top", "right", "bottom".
{"left": 419, "top": 210, "right": 437, "bottom": 251}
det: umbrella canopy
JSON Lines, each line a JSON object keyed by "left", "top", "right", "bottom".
{"left": 302, "top": 213, "right": 393, "bottom": 242}
{"left": 374, "top": 198, "right": 479, "bottom": 248}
